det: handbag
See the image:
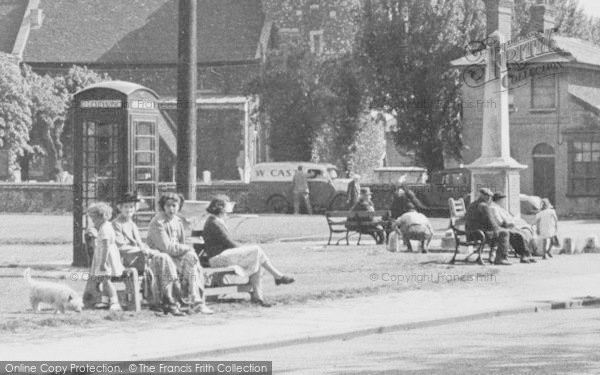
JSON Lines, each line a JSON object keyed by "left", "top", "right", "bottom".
{"left": 387, "top": 231, "right": 400, "bottom": 252}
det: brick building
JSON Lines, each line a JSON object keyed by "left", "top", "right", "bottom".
{"left": 452, "top": 0, "right": 600, "bottom": 216}
{"left": 262, "top": 0, "right": 361, "bottom": 57}
{"left": 0, "top": 0, "right": 273, "bottom": 181}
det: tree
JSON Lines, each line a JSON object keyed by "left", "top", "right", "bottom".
{"left": 357, "top": 0, "right": 470, "bottom": 172}
{"left": 248, "top": 48, "right": 383, "bottom": 176}
{"left": 19, "top": 65, "right": 110, "bottom": 180}
{"left": 0, "top": 53, "right": 32, "bottom": 180}
{"left": 22, "top": 66, "right": 68, "bottom": 180}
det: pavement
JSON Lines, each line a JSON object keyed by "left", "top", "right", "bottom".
{"left": 2, "top": 271, "right": 599, "bottom": 361}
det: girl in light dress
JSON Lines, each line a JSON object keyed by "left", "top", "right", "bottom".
{"left": 88, "top": 202, "right": 125, "bottom": 311}
{"left": 534, "top": 198, "right": 559, "bottom": 259}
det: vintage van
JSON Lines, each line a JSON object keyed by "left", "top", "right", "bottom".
{"left": 248, "top": 162, "right": 351, "bottom": 213}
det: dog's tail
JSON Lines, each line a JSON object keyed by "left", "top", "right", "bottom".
{"left": 23, "top": 267, "right": 33, "bottom": 286}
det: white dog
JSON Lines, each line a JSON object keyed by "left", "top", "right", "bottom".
{"left": 24, "top": 268, "right": 83, "bottom": 313}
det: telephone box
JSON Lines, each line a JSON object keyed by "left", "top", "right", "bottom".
{"left": 72, "top": 81, "right": 161, "bottom": 267}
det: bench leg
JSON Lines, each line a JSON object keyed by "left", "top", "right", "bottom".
{"left": 475, "top": 242, "right": 485, "bottom": 265}
{"left": 327, "top": 231, "right": 333, "bottom": 246}
{"left": 345, "top": 230, "right": 349, "bottom": 245}
{"left": 449, "top": 240, "right": 459, "bottom": 264}
{"left": 123, "top": 268, "right": 142, "bottom": 312}
{"left": 357, "top": 232, "right": 362, "bottom": 245}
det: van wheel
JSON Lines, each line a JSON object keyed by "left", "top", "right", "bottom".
{"left": 328, "top": 193, "right": 348, "bottom": 211}
{"left": 266, "top": 195, "right": 290, "bottom": 214}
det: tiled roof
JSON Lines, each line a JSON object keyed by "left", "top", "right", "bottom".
{"left": 23, "top": 0, "right": 266, "bottom": 64}
{"left": 0, "top": 0, "right": 27, "bottom": 53}
{"left": 569, "top": 84, "right": 600, "bottom": 112}
{"left": 451, "top": 35, "right": 600, "bottom": 67}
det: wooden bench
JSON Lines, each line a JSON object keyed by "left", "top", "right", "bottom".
{"left": 325, "top": 210, "right": 392, "bottom": 245}
{"left": 190, "top": 230, "right": 253, "bottom": 301}
{"left": 448, "top": 198, "right": 495, "bottom": 265}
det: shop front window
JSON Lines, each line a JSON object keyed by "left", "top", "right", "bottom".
{"left": 568, "top": 140, "right": 600, "bottom": 196}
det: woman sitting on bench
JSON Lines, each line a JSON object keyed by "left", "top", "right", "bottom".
{"left": 147, "top": 193, "right": 213, "bottom": 314}
{"left": 202, "top": 195, "right": 295, "bottom": 308}
{"left": 113, "top": 192, "right": 184, "bottom": 316}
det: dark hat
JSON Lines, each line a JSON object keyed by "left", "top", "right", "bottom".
{"left": 117, "top": 192, "right": 141, "bottom": 204}
{"left": 479, "top": 187, "right": 493, "bottom": 197}
{"left": 360, "top": 187, "right": 372, "bottom": 195}
{"left": 492, "top": 192, "right": 506, "bottom": 201}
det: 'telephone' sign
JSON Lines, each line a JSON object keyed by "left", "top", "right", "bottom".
{"left": 80, "top": 100, "right": 122, "bottom": 108}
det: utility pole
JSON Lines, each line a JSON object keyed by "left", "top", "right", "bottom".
{"left": 176, "top": 0, "right": 197, "bottom": 199}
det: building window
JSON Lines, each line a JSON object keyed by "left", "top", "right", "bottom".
{"left": 568, "top": 140, "right": 600, "bottom": 196}
{"left": 309, "top": 30, "right": 324, "bottom": 55}
{"left": 531, "top": 74, "right": 556, "bottom": 110}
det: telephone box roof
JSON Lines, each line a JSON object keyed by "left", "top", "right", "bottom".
{"left": 75, "top": 80, "right": 159, "bottom": 98}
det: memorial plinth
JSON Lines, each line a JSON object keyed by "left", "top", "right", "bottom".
{"left": 466, "top": 31, "right": 527, "bottom": 215}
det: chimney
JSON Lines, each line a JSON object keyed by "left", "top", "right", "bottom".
{"left": 531, "top": 0, "right": 556, "bottom": 33}
{"left": 484, "top": 0, "right": 513, "bottom": 40}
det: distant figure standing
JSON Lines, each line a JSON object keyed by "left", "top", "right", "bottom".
{"left": 236, "top": 150, "right": 246, "bottom": 182}
{"left": 292, "top": 165, "right": 311, "bottom": 214}
{"left": 535, "top": 198, "right": 559, "bottom": 259}
{"left": 346, "top": 173, "right": 361, "bottom": 209}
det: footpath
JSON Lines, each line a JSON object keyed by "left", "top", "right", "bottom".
{"left": 1, "top": 272, "right": 599, "bottom": 361}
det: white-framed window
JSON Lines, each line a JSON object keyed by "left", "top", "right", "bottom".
{"left": 309, "top": 30, "right": 324, "bottom": 55}
{"left": 568, "top": 139, "right": 600, "bottom": 196}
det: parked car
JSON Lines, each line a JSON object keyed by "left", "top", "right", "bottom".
{"left": 248, "top": 162, "right": 351, "bottom": 213}
{"left": 404, "top": 168, "right": 472, "bottom": 211}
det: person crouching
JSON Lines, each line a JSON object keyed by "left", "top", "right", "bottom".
{"left": 394, "top": 202, "right": 434, "bottom": 253}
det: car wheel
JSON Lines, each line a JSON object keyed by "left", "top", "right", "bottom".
{"left": 266, "top": 195, "right": 290, "bottom": 214}
{"left": 328, "top": 193, "right": 348, "bottom": 211}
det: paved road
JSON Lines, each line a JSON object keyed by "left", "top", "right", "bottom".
{"left": 206, "top": 308, "right": 600, "bottom": 375}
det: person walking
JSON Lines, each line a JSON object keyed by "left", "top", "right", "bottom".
{"left": 292, "top": 165, "right": 311, "bottom": 214}
{"left": 535, "top": 198, "right": 559, "bottom": 259}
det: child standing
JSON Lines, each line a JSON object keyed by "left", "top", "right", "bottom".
{"left": 535, "top": 198, "right": 559, "bottom": 260}
{"left": 88, "top": 202, "right": 124, "bottom": 311}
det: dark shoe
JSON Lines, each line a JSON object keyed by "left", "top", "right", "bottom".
{"left": 250, "top": 297, "right": 273, "bottom": 308}
{"left": 164, "top": 304, "right": 185, "bottom": 317}
{"left": 528, "top": 258, "right": 537, "bottom": 263}
{"left": 547, "top": 252, "right": 553, "bottom": 258}
{"left": 495, "top": 259, "right": 512, "bottom": 266}
{"left": 421, "top": 249, "right": 428, "bottom": 254}
{"left": 275, "top": 275, "right": 295, "bottom": 286}
{"left": 520, "top": 258, "right": 529, "bottom": 264}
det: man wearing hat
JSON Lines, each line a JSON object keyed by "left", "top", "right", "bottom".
{"left": 465, "top": 188, "right": 511, "bottom": 265}
{"left": 346, "top": 187, "right": 385, "bottom": 244}
{"left": 112, "top": 192, "right": 185, "bottom": 315}
{"left": 490, "top": 192, "right": 537, "bottom": 263}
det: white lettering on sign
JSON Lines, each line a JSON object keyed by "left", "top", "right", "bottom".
{"left": 130, "top": 100, "right": 155, "bottom": 109}
{"left": 80, "top": 100, "right": 122, "bottom": 108}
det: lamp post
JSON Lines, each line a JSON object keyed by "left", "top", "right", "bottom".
{"left": 176, "top": 0, "right": 197, "bottom": 199}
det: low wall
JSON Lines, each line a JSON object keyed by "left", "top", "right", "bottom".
{"left": 0, "top": 183, "right": 73, "bottom": 213}
{"left": 0, "top": 182, "right": 250, "bottom": 214}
